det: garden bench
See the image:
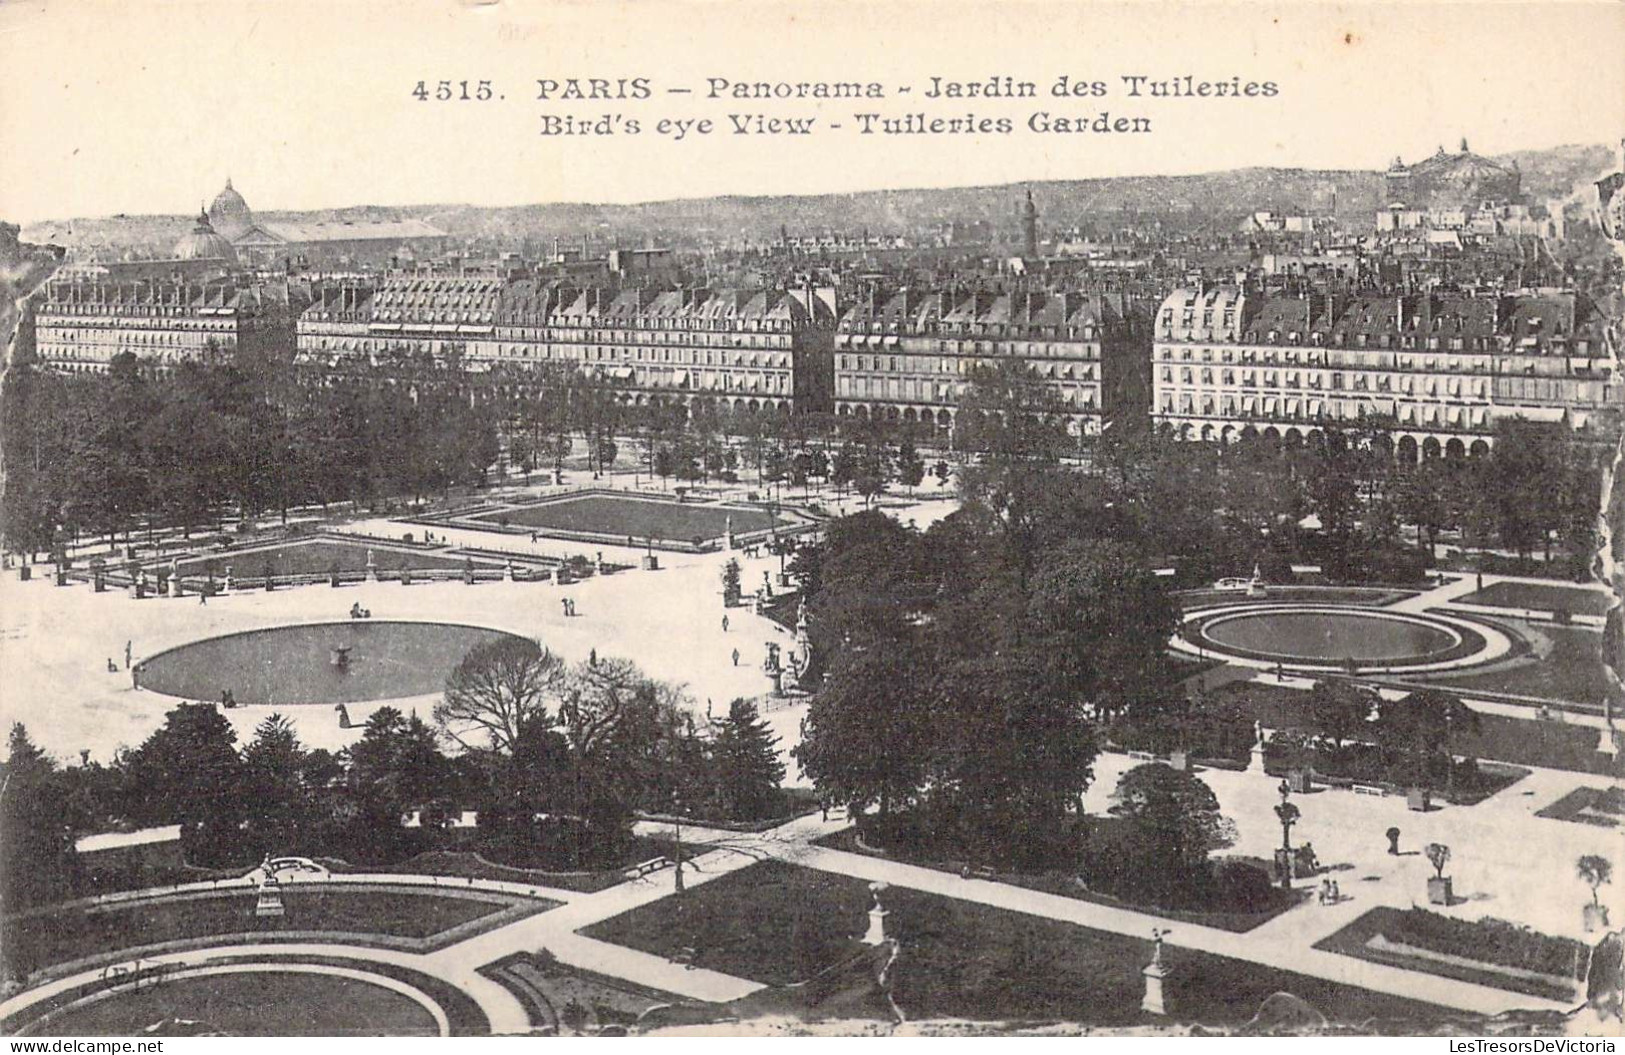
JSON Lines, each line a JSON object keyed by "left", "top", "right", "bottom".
{"left": 1127, "top": 750, "right": 1156, "bottom": 762}
{"left": 1353, "top": 784, "right": 1387, "bottom": 797}
{"left": 625, "top": 856, "right": 674, "bottom": 879}
{"left": 959, "top": 864, "right": 998, "bottom": 881}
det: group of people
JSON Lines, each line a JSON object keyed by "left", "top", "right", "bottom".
{"left": 561, "top": 597, "right": 578, "bottom": 617}
{"left": 349, "top": 602, "right": 372, "bottom": 619}
{"left": 1317, "top": 877, "right": 1343, "bottom": 905}
{"left": 220, "top": 688, "right": 239, "bottom": 708}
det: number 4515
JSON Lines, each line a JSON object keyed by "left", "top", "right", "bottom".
{"left": 413, "top": 80, "right": 495, "bottom": 101}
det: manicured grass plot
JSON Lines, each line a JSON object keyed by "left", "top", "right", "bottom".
{"left": 1220, "top": 679, "right": 1619, "bottom": 775}
{"left": 30, "top": 970, "right": 442, "bottom": 1036}
{"left": 1421, "top": 624, "right": 1608, "bottom": 704}
{"left": 138, "top": 621, "right": 525, "bottom": 707}
{"left": 583, "top": 862, "right": 1445, "bottom": 1026}
{"left": 1457, "top": 582, "right": 1611, "bottom": 617}
{"left": 2, "top": 887, "right": 523, "bottom": 975}
{"left": 1314, "top": 908, "right": 1585, "bottom": 1002}
{"left": 174, "top": 540, "right": 476, "bottom": 578}
{"left": 473, "top": 495, "right": 782, "bottom": 541}
{"left": 1535, "top": 785, "right": 1624, "bottom": 828}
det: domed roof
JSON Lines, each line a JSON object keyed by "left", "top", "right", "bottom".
{"left": 1399, "top": 141, "right": 1522, "bottom": 206}
{"left": 207, "top": 178, "right": 252, "bottom": 237}
{"left": 173, "top": 210, "right": 238, "bottom": 263}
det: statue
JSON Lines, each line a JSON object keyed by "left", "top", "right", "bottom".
{"left": 1142, "top": 927, "right": 1171, "bottom": 1015}
{"left": 862, "top": 881, "right": 890, "bottom": 945}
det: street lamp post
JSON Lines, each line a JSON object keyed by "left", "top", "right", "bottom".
{"left": 1273, "top": 780, "right": 1301, "bottom": 891}
{"left": 671, "top": 791, "right": 685, "bottom": 894}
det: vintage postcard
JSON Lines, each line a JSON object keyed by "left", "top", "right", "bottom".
{"left": 1, "top": 0, "right": 1622, "bottom": 1041}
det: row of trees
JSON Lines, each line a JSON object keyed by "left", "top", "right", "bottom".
{"left": 1082, "top": 413, "right": 1603, "bottom": 585}
{"left": 1, "top": 354, "right": 502, "bottom": 555}
{"left": 0, "top": 642, "right": 788, "bottom": 913}
{"left": 7, "top": 340, "right": 1600, "bottom": 579}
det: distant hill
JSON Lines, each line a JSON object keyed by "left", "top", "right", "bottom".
{"left": 17, "top": 143, "right": 1617, "bottom": 254}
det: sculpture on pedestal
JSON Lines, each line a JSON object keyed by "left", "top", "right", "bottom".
{"left": 862, "top": 881, "right": 890, "bottom": 945}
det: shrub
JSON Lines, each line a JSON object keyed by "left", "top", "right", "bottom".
{"left": 1213, "top": 859, "right": 1277, "bottom": 912}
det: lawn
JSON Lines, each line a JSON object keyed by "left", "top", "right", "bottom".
{"left": 1416, "top": 623, "right": 1608, "bottom": 704}
{"left": 335, "top": 835, "right": 704, "bottom": 893}
{"left": 1456, "top": 582, "right": 1611, "bottom": 618}
{"left": 173, "top": 540, "right": 478, "bottom": 578}
{"left": 583, "top": 861, "right": 1447, "bottom": 1027}
{"left": 813, "top": 829, "right": 1304, "bottom": 934}
{"left": 1313, "top": 908, "right": 1585, "bottom": 1003}
{"left": 22, "top": 970, "right": 441, "bottom": 1037}
{"left": 1215, "top": 680, "right": 1620, "bottom": 777}
{"left": 1177, "top": 586, "right": 1418, "bottom": 611}
{"left": 1535, "top": 786, "right": 1625, "bottom": 828}
{"left": 471, "top": 494, "right": 783, "bottom": 542}
{"left": 1, "top": 886, "right": 534, "bottom": 976}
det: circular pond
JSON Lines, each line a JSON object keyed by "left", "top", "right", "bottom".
{"left": 138, "top": 621, "right": 525, "bottom": 706}
{"left": 1183, "top": 605, "right": 1489, "bottom": 671}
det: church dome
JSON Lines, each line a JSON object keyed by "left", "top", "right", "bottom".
{"left": 173, "top": 210, "right": 238, "bottom": 263}
{"left": 207, "top": 178, "right": 253, "bottom": 237}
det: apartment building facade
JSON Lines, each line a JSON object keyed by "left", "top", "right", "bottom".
{"left": 831, "top": 287, "right": 1151, "bottom": 437}
{"left": 1151, "top": 285, "right": 1617, "bottom": 458}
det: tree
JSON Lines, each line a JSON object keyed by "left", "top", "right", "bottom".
{"left": 0, "top": 724, "right": 74, "bottom": 916}
{"left": 435, "top": 638, "right": 566, "bottom": 754}
{"left": 1023, "top": 539, "right": 1178, "bottom": 716}
{"left": 796, "top": 641, "right": 935, "bottom": 819}
{"left": 121, "top": 703, "right": 243, "bottom": 828}
{"left": 1109, "top": 763, "right": 1236, "bottom": 876}
{"left": 1379, "top": 689, "right": 1481, "bottom": 795}
{"left": 346, "top": 707, "right": 455, "bottom": 827}
{"left": 709, "top": 698, "right": 786, "bottom": 820}
{"left": 895, "top": 439, "right": 925, "bottom": 495}
{"left": 1425, "top": 842, "right": 1451, "bottom": 879}
{"left": 1305, "top": 680, "right": 1375, "bottom": 749}
{"left": 240, "top": 713, "right": 311, "bottom": 848}
{"left": 1578, "top": 854, "right": 1612, "bottom": 912}
{"left": 953, "top": 359, "right": 1074, "bottom": 579}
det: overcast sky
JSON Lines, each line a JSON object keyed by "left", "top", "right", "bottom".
{"left": 1, "top": 0, "right": 1621, "bottom": 223}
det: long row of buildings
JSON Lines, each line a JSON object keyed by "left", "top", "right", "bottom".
{"left": 27, "top": 266, "right": 1618, "bottom": 455}
{"left": 1151, "top": 285, "right": 1618, "bottom": 457}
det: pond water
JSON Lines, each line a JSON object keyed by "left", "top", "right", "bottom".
{"left": 137, "top": 621, "right": 524, "bottom": 706}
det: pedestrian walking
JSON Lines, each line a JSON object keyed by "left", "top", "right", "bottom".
{"left": 124, "top": 641, "right": 132, "bottom": 670}
{"left": 1386, "top": 826, "right": 1401, "bottom": 856}
{"left": 722, "top": 614, "right": 730, "bottom": 633}
{"left": 731, "top": 647, "right": 740, "bottom": 667}
{"left": 589, "top": 647, "right": 598, "bottom": 667}
{"left": 1330, "top": 879, "right": 1341, "bottom": 903}
{"left": 561, "top": 598, "right": 570, "bottom": 617}
{"left": 199, "top": 587, "right": 208, "bottom": 605}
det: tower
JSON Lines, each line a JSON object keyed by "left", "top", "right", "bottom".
{"left": 1020, "top": 189, "right": 1039, "bottom": 258}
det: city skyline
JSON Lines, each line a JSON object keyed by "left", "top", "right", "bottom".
{"left": 2, "top": 0, "right": 1622, "bottom": 224}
